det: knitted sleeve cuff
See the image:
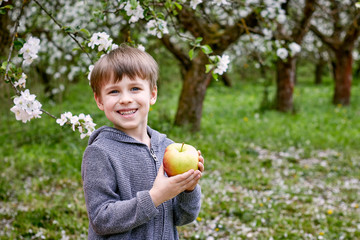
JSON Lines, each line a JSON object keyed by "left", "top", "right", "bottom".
{"left": 178, "top": 185, "right": 201, "bottom": 204}
{"left": 137, "top": 190, "right": 159, "bottom": 220}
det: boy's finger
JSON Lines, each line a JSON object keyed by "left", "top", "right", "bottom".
{"left": 198, "top": 162, "right": 204, "bottom": 172}
{"left": 172, "top": 169, "right": 195, "bottom": 182}
{"left": 198, "top": 155, "right": 204, "bottom": 164}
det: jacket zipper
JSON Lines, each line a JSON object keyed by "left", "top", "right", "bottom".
{"left": 149, "top": 147, "right": 165, "bottom": 239}
{"left": 150, "top": 148, "right": 158, "bottom": 163}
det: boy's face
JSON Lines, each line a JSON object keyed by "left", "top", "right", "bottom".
{"left": 94, "top": 76, "right": 157, "bottom": 137}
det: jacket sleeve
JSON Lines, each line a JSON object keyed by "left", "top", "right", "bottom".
{"left": 82, "top": 145, "right": 159, "bottom": 235}
{"left": 172, "top": 184, "right": 201, "bottom": 226}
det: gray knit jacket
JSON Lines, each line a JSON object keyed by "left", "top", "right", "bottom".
{"left": 82, "top": 126, "right": 201, "bottom": 239}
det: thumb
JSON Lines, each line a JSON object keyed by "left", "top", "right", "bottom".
{"left": 158, "top": 164, "right": 165, "bottom": 175}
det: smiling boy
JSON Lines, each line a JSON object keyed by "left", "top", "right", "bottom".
{"left": 82, "top": 45, "right": 204, "bottom": 239}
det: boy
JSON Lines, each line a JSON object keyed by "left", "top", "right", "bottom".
{"left": 82, "top": 45, "right": 204, "bottom": 239}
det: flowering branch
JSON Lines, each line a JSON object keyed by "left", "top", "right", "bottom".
{"left": 1, "top": 1, "right": 97, "bottom": 139}
{"left": 32, "top": 0, "right": 94, "bottom": 64}
{"left": 3, "top": 0, "right": 25, "bottom": 96}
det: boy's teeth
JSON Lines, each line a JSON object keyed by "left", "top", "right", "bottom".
{"left": 119, "top": 110, "right": 136, "bottom": 115}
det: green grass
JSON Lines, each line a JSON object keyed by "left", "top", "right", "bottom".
{"left": 1, "top": 72, "right": 359, "bottom": 239}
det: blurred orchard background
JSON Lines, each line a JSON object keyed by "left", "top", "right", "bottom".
{"left": 1, "top": 0, "right": 360, "bottom": 239}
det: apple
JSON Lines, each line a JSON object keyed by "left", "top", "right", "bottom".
{"left": 163, "top": 142, "right": 199, "bottom": 177}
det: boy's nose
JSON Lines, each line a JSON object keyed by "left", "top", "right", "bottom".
{"left": 119, "top": 93, "right": 133, "bottom": 104}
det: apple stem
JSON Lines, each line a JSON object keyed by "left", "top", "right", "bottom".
{"left": 181, "top": 142, "right": 185, "bottom": 152}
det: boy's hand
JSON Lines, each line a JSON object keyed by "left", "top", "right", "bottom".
{"left": 150, "top": 164, "right": 201, "bottom": 207}
{"left": 185, "top": 150, "right": 205, "bottom": 192}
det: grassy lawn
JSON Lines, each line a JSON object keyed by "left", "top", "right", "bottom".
{"left": 0, "top": 70, "right": 359, "bottom": 239}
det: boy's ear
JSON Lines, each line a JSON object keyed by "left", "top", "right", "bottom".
{"left": 94, "top": 93, "right": 104, "bottom": 111}
{"left": 150, "top": 86, "right": 157, "bottom": 105}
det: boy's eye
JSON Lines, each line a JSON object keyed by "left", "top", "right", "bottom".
{"left": 131, "top": 87, "right": 140, "bottom": 91}
{"left": 109, "top": 90, "right": 119, "bottom": 94}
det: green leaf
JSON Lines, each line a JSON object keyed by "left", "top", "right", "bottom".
{"left": 195, "top": 37, "right": 203, "bottom": 44}
{"left": 212, "top": 72, "right": 219, "bottom": 81}
{"left": 1, "top": 5, "right": 13, "bottom": 10}
{"left": 63, "top": 26, "right": 74, "bottom": 33}
{"left": 174, "top": 2, "right": 183, "bottom": 10}
{"left": 80, "top": 28, "right": 91, "bottom": 37}
{"left": 157, "top": 12, "right": 165, "bottom": 20}
{"left": 13, "top": 38, "right": 25, "bottom": 51}
{"left": 189, "top": 49, "right": 194, "bottom": 60}
{"left": 130, "top": 0, "right": 138, "bottom": 8}
{"left": 201, "top": 45, "right": 213, "bottom": 54}
{"left": 205, "top": 64, "right": 213, "bottom": 73}
{"left": 1, "top": 61, "right": 8, "bottom": 70}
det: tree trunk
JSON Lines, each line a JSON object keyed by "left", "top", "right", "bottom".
{"left": 332, "top": 50, "right": 352, "bottom": 105}
{"left": 275, "top": 57, "right": 296, "bottom": 112}
{"left": 174, "top": 52, "right": 210, "bottom": 131}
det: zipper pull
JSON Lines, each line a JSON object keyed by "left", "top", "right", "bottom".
{"left": 150, "top": 148, "right": 158, "bottom": 161}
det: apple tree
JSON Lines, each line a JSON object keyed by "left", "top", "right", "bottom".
{"left": 310, "top": 0, "right": 360, "bottom": 105}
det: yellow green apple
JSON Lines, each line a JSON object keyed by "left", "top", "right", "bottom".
{"left": 163, "top": 142, "right": 199, "bottom": 177}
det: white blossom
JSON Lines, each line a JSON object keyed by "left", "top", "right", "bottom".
{"left": 14, "top": 73, "right": 27, "bottom": 88}
{"left": 289, "top": 42, "right": 301, "bottom": 56}
{"left": 210, "top": 54, "right": 230, "bottom": 75}
{"left": 137, "top": 44, "right": 145, "bottom": 51}
{"left": 19, "top": 37, "right": 40, "bottom": 66}
{"left": 88, "top": 65, "right": 94, "bottom": 81}
{"left": 262, "top": 28, "right": 273, "bottom": 40}
{"left": 10, "top": 89, "right": 42, "bottom": 123}
{"left": 88, "top": 32, "right": 113, "bottom": 52}
{"left": 146, "top": 19, "right": 169, "bottom": 38}
{"left": 111, "top": 43, "right": 119, "bottom": 51}
{"left": 57, "top": 112, "right": 96, "bottom": 139}
{"left": 277, "top": 14, "right": 287, "bottom": 24}
{"left": 124, "top": 1, "right": 144, "bottom": 23}
{"left": 276, "top": 48, "right": 288, "bottom": 60}
{"left": 212, "top": 0, "right": 230, "bottom": 6}
{"left": 56, "top": 112, "right": 72, "bottom": 126}
{"left": 190, "top": 0, "right": 203, "bottom": 9}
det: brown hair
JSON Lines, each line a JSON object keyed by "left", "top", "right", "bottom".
{"left": 90, "top": 44, "right": 158, "bottom": 96}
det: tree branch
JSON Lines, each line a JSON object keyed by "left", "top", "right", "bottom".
{"left": 160, "top": 35, "right": 191, "bottom": 69}
{"left": 342, "top": 12, "right": 360, "bottom": 50}
{"left": 310, "top": 24, "right": 339, "bottom": 51}
{"left": 3, "top": 0, "right": 25, "bottom": 96}
{"left": 33, "top": 0, "right": 94, "bottom": 64}
{"left": 292, "top": 0, "right": 317, "bottom": 43}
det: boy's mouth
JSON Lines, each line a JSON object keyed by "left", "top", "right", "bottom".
{"left": 117, "top": 109, "right": 137, "bottom": 115}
